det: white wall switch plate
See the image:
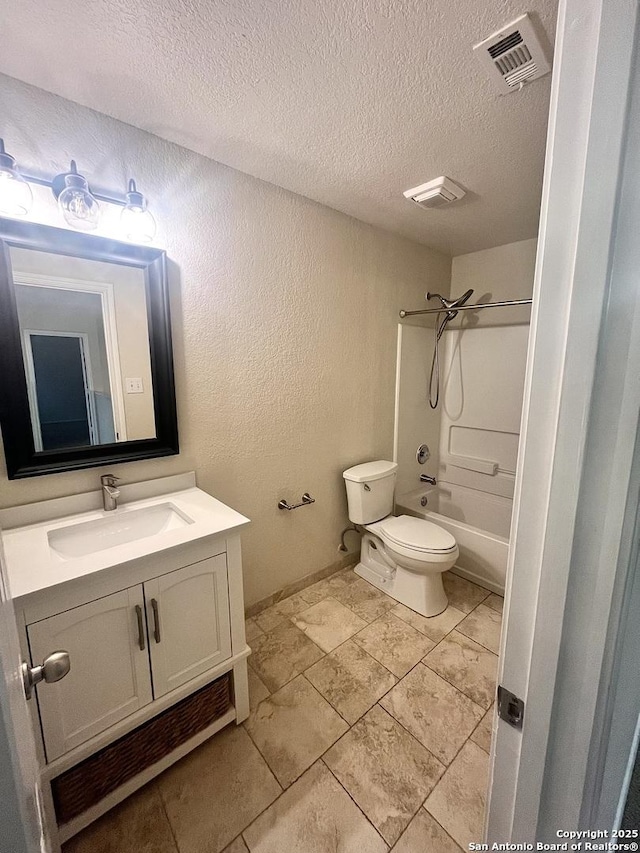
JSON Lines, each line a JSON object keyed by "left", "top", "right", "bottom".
{"left": 125, "top": 378, "right": 144, "bottom": 394}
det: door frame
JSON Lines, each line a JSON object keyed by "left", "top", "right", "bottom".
{"left": 0, "top": 534, "right": 45, "bottom": 853}
{"left": 21, "top": 330, "right": 98, "bottom": 452}
{"left": 13, "top": 272, "right": 128, "bottom": 442}
{"left": 487, "top": 0, "right": 640, "bottom": 840}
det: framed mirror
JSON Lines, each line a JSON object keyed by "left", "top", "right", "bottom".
{"left": 0, "top": 219, "right": 178, "bottom": 478}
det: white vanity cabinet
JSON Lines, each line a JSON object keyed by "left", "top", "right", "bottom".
{"left": 28, "top": 587, "right": 154, "bottom": 762}
{"left": 0, "top": 474, "right": 251, "bottom": 852}
{"left": 28, "top": 554, "right": 233, "bottom": 762}
{"left": 144, "top": 556, "right": 232, "bottom": 698}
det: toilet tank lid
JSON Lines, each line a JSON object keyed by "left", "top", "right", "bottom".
{"left": 343, "top": 460, "right": 398, "bottom": 483}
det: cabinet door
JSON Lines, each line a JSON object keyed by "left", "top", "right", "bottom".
{"left": 27, "top": 587, "right": 153, "bottom": 762}
{"left": 145, "top": 555, "right": 232, "bottom": 698}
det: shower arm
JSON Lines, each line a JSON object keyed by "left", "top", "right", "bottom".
{"left": 399, "top": 298, "right": 533, "bottom": 318}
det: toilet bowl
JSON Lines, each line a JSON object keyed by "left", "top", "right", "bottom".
{"left": 343, "top": 461, "right": 458, "bottom": 617}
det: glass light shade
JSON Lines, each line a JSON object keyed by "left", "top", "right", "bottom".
{"left": 120, "top": 180, "right": 156, "bottom": 243}
{"left": 0, "top": 169, "right": 33, "bottom": 216}
{"left": 0, "top": 140, "right": 33, "bottom": 217}
{"left": 57, "top": 172, "right": 100, "bottom": 231}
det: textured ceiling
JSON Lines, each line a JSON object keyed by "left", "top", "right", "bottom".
{"left": 0, "top": 0, "right": 557, "bottom": 255}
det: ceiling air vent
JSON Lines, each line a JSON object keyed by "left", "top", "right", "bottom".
{"left": 403, "top": 177, "right": 466, "bottom": 209}
{"left": 474, "top": 13, "right": 551, "bottom": 94}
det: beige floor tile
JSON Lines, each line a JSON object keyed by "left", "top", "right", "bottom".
{"left": 157, "top": 725, "right": 281, "bottom": 853}
{"left": 352, "top": 611, "right": 435, "bottom": 677}
{"left": 425, "top": 741, "right": 489, "bottom": 851}
{"left": 485, "top": 593, "right": 504, "bottom": 614}
{"left": 244, "top": 760, "right": 387, "bottom": 853}
{"left": 392, "top": 602, "right": 467, "bottom": 643}
{"left": 222, "top": 838, "right": 249, "bottom": 853}
{"left": 244, "top": 675, "right": 348, "bottom": 787}
{"left": 458, "top": 603, "right": 502, "bottom": 654}
{"left": 254, "top": 593, "right": 311, "bottom": 632}
{"left": 245, "top": 618, "right": 264, "bottom": 642}
{"left": 62, "top": 783, "right": 177, "bottom": 853}
{"left": 305, "top": 639, "right": 397, "bottom": 723}
{"left": 291, "top": 597, "right": 367, "bottom": 652}
{"left": 248, "top": 621, "right": 324, "bottom": 692}
{"left": 247, "top": 665, "right": 270, "bottom": 711}
{"left": 391, "top": 808, "right": 464, "bottom": 853}
{"left": 391, "top": 604, "right": 467, "bottom": 643}
{"left": 300, "top": 567, "right": 360, "bottom": 605}
{"left": 324, "top": 705, "right": 444, "bottom": 845}
{"left": 334, "top": 577, "right": 397, "bottom": 621}
{"left": 381, "top": 664, "right": 484, "bottom": 765}
{"left": 470, "top": 705, "right": 495, "bottom": 754}
{"left": 442, "top": 573, "right": 490, "bottom": 613}
{"left": 423, "top": 630, "right": 498, "bottom": 709}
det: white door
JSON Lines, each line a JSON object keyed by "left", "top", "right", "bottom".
{"left": 145, "top": 556, "right": 232, "bottom": 698}
{"left": 28, "top": 588, "right": 153, "bottom": 762}
{"left": 487, "top": 0, "right": 640, "bottom": 841}
{"left": 0, "top": 535, "right": 45, "bottom": 853}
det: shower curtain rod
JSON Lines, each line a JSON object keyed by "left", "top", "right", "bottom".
{"left": 399, "top": 298, "right": 533, "bottom": 318}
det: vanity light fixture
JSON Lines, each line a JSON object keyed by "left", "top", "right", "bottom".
{"left": 120, "top": 179, "right": 156, "bottom": 243}
{"left": 0, "top": 137, "right": 157, "bottom": 242}
{"left": 54, "top": 161, "right": 100, "bottom": 232}
{"left": 0, "top": 139, "right": 33, "bottom": 217}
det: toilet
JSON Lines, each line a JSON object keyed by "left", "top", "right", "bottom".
{"left": 343, "top": 460, "right": 458, "bottom": 617}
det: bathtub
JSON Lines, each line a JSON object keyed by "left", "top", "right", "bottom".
{"left": 395, "top": 485, "right": 508, "bottom": 594}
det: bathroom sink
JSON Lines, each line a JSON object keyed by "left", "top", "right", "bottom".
{"left": 47, "top": 503, "right": 194, "bottom": 559}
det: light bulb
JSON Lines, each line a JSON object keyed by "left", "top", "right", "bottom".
{"left": 0, "top": 139, "right": 33, "bottom": 217}
{"left": 120, "top": 179, "right": 156, "bottom": 243}
{"left": 57, "top": 162, "right": 100, "bottom": 231}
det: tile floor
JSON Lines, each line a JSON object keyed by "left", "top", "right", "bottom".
{"left": 63, "top": 569, "right": 501, "bottom": 853}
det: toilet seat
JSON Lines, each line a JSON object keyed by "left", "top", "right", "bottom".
{"left": 367, "top": 515, "right": 457, "bottom": 556}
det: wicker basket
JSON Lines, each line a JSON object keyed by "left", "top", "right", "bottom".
{"left": 52, "top": 672, "right": 232, "bottom": 825}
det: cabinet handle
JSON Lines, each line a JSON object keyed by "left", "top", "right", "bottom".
{"left": 135, "top": 605, "right": 145, "bottom": 651}
{"left": 151, "top": 598, "right": 161, "bottom": 644}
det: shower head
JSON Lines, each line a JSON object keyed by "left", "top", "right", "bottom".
{"left": 426, "top": 289, "right": 475, "bottom": 311}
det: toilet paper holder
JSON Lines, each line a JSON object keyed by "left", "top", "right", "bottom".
{"left": 278, "top": 493, "right": 315, "bottom": 511}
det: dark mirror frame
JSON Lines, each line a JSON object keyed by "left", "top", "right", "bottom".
{"left": 0, "top": 218, "right": 179, "bottom": 479}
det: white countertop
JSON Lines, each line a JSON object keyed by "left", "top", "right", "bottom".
{"left": 1, "top": 473, "right": 250, "bottom": 600}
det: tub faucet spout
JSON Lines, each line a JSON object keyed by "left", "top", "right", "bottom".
{"left": 420, "top": 474, "right": 437, "bottom": 485}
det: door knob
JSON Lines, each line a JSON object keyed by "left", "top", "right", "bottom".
{"left": 22, "top": 650, "right": 71, "bottom": 700}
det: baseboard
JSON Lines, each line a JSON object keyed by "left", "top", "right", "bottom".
{"left": 245, "top": 551, "right": 359, "bottom": 618}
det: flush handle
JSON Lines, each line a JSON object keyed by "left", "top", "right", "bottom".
{"left": 22, "top": 651, "right": 71, "bottom": 700}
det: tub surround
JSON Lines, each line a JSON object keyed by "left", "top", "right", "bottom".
{"left": 394, "top": 239, "right": 535, "bottom": 594}
{"left": 437, "top": 240, "right": 536, "bottom": 528}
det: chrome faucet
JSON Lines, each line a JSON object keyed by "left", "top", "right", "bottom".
{"left": 420, "top": 474, "right": 437, "bottom": 485}
{"left": 100, "top": 474, "right": 121, "bottom": 511}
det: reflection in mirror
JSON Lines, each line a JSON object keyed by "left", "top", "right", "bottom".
{"left": 10, "top": 247, "right": 156, "bottom": 452}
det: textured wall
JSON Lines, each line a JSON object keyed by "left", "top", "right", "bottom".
{"left": 0, "top": 75, "right": 451, "bottom": 606}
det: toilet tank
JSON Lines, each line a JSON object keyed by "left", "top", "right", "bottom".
{"left": 343, "top": 460, "right": 398, "bottom": 524}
